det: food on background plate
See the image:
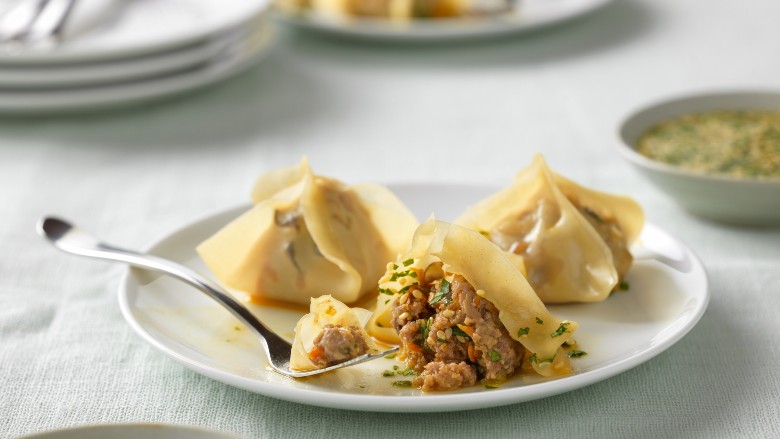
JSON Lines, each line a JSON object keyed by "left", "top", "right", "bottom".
{"left": 290, "top": 295, "right": 380, "bottom": 371}
{"left": 197, "top": 157, "right": 419, "bottom": 306}
{"left": 277, "top": 0, "right": 513, "bottom": 21}
{"left": 636, "top": 110, "right": 780, "bottom": 180}
{"left": 368, "top": 219, "right": 578, "bottom": 391}
{"left": 455, "top": 155, "right": 644, "bottom": 304}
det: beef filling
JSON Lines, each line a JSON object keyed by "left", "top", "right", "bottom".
{"left": 394, "top": 274, "right": 525, "bottom": 391}
{"left": 309, "top": 324, "right": 370, "bottom": 368}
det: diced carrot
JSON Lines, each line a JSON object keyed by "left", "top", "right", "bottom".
{"left": 467, "top": 344, "right": 477, "bottom": 362}
{"left": 407, "top": 343, "right": 424, "bottom": 353}
{"left": 456, "top": 324, "right": 474, "bottom": 337}
{"left": 308, "top": 346, "right": 326, "bottom": 363}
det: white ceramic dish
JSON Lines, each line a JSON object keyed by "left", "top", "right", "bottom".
{"left": 275, "top": 0, "right": 614, "bottom": 41}
{"left": 0, "top": 17, "right": 267, "bottom": 88}
{"left": 618, "top": 90, "right": 780, "bottom": 225}
{"left": 119, "top": 183, "right": 709, "bottom": 412}
{"left": 0, "top": 0, "right": 271, "bottom": 65}
{"left": 18, "top": 424, "right": 245, "bottom": 439}
{"left": 0, "top": 25, "right": 274, "bottom": 114}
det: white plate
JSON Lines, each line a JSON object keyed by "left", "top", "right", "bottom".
{"left": 0, "top": 0, "right": 271, "bottom": 65}
{"left": 119, "top": 183, "right": 709, "bottom": 412}
{"left": 275, "top": 0, "right": 614, "bottom": 41}
{"left": 0, "top": 16, "right": 267, "bottom": 88}
{"left": 19, "top": 424, "right": 245, "bottom": 439}
{"left": 0, "top": 25, "right": 274, "bottom": 114}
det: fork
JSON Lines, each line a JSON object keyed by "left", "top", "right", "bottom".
{"left": 0, "top": 0, "right": 77, "bottom": 47}
{"left": 37, "top": 216, "right": 399, "bottom": 378}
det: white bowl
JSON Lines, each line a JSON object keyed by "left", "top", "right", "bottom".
{"left": 617, "top": 90, "right": 780, "bottom": 226}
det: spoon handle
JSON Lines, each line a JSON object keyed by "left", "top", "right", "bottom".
{"left": 38, "top": 217, "right": 292, "bottom": 368}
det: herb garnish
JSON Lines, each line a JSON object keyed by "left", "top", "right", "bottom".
{"left": 382, "top": 370, "right": 395, "bottom": 377}
{"left": 384, "top": 353, "right": 396, "bottom": 359}
{"left": 517, "top": 327, "right": 530, "bottom": 337}
{"left": 535, "top": 317, "right": 543, "bottom": 325}
{"left": 618, "top": 280, "right": 630, "bottom": 291}
{"left": 429, "top": 279, "right": 452, "bottom": 305}
{"left": 378, "top": 287, "right": 395, "bottom": 296}
{"left": 551, "top": 322, "right": 570, "bottom": 338}
{"left": 392, "top": 380, "right": 413, "bottom": 388}
{"left": 451, "top": 325, "right": 472, "bottom": 341}
{"left": 397, "top": 368, "right": 418, "bottom": 376}
{"left": 489, "top": 350, "right": 502, "bottom": 362}
{"left": 567, "top": 350, "right": 587, "bottom": 358}
{"left": 403, "top": 258, "right": 414, "bottom": 267}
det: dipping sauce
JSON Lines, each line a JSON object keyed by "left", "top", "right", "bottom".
{"left": 636, "top": 110, "right": 780, "bottom": 179}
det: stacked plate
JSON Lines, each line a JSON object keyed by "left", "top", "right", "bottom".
{"left": 0, "top": 0, "right": 273, "bottom": 114}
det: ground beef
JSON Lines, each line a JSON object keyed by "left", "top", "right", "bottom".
{"left": 413, "top": 361, "right": 477, "bottom": 391}
{"left": 309, "top": 324, "right": 369, "bottom": 368}
{"left": 393, "top": 274, "right": 525, "bottom": 390}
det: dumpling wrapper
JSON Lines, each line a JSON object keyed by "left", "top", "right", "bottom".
{"left": 456, "top": 154, "right": 644, "bottom": 303}
{"left": 290, "top": 295, "right": 379, "bottom": 371}
{"left": 368, "top": 219, "right": 578, "bottom": 376}
{"left": 197, "top": 157, "right": 419, "bottom": 305}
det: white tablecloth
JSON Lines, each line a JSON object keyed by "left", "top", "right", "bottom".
{"left": 2, "top": 0, "right": 779, "bottom": 437}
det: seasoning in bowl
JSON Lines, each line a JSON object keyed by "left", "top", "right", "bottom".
{"left": 636, "top": 110, "right": 780, "bottom": 180}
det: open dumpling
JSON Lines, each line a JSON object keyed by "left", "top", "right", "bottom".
{"left": 455, "top": 155, "right": 644, "bottom": 304}
{"left": 197, "top": 157, "right": 419, "bottom": 306}
{"left": 290, "top": 295, "right": 379, "bottom": 371}
{"left": 368, "top": 219, "right": 579, "bottom": 391}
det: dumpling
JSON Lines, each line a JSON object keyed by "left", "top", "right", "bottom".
{"left": 367, "top": 219, "right": 579, "bottom": 390}
{"left": 290, "top": 295, "right": 379, "bottom": 371}
{"left": 197, "top": 157, "right": 419, "bottom": 306}
{"left": 455, "top": 155, "right": 644, "bottom": 304}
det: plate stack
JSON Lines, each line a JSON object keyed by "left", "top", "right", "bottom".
{"left": 0, "top": 0, "right": 273, "bottom": 114}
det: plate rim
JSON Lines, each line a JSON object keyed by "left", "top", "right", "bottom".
{"left": 0, "top": 0, "right": 272, "bottom": 65}
{"left": 273, "top": 0, "right": 616, "bottom": 41}
{"left": 118, "top": 183, "right": 710, "bottom": 412}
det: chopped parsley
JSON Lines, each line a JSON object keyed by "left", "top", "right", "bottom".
{"left": 489, "top": 350, "right": 502, "bottom": 362}
{"left": 382, "top": 370, "right": 395, "bottom": 377}
{"left": 551, "top": 322, "right": 570, "bottom": 338}
{"left": 528, "top": 353, "right": 537, "bottom": 364}
{"left": 567, "top": 350, "right": 587, "bottom": 358}
{"left": 378, "top": 287, "right": 395, "bottom": 296}
{"left": 403, "top": 258, "right": 414, "bottom": 267}
{"left": 429, "top": 279, "right": 452, "bottom": 305}
{"left": 517, "top": 327, "right": 530, "bottom": 337}
{"left": 484, "top": 384, "right": 500, "bottom": 390}
{"left": 618, "top": 280, "right": 630, "bottom": 291}
{"left": 392, "top": 380, "right": 413, "bottom": 388}
{"left": 535, "top": 317, "right": 544, "bottom": 325}
{"left": 392, "top": 365, "right": 399, "bottom": 370}
{"left": 397, "top": 368, "right": 418, "bottom": 376}
{"left": 451, "top": 325, "right": 472, "bottom": 341}
{"left": 384, "top": 353, "right": 396, "bottom": 359}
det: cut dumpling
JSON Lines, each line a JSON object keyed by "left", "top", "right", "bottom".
{"left": 197, "top": 157, "right": 419, "bottom": 306}
{"left": 290, "top": 295, "right": 380, "bottom": 371}
{"left": 367, "top": 219, "right": 579, "bottom": 390}
{"left": 455, "top": 155, "right": 644, "bottom": 304}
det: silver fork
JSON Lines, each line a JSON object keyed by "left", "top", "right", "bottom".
{"left": 0, "top": 0, "right": 77, "bottom": 47}
{"left": 37, "top": 216, "right": 398, "bottom": 378}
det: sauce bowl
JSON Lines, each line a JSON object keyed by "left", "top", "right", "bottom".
{"left": 617, "top": 90, "right": 780, "bottom": 226}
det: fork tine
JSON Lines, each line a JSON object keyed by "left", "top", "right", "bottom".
{"left": 26, "top": 0, "right": 77, "bottom": 44}
{"left": 0, "top": 0, "right": 50, "bottom": 43}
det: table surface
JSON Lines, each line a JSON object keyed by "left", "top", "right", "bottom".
{"left": 2, "top": 0, "right": 779, "bottom": 437}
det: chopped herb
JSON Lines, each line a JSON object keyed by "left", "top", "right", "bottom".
{"left": 403, "top": 258, "right": 414, "bottom": 267}
{"left": 528, "top": 354, "right": 538, "bottom": 364}
{"left": 551, "top": 322, "right": 570, "bottom": 338}
{"left": 397, "top": 368, "right": 418, "bottom": 376}
{"left": 436, "top": 338, "right": 449, "bottom": 343}
{"left": 234, "top": 325, "right": 241, "bottom": 331}
{"left": 567, "top": 350, "right": 587, "bottom": 358}
{"left": 517, "top": 327, "right": 530, "bottom": 337}
{"left": 409, "top": 271, "right": 418, "bottom": 278}
{"left": 618, "top": 280, "right": 630, "bottom": 291}
{"left": 429, "top": 279, "right": 452, "bottom": 305}
{"left": 383, "top": 353, "right": 396, "bottom": 359}
{"left": 384, "top": 300, "right": 389, "bottom": 305}
{"left": 484, "top": 384, "right": 500, "bottom": 390}
{"left": 392, "top": 264, "right": 399, "bottom": 270}
{"left": 419, "top": 317, "right": 432, "bottom": 340}
{"left": 489, "top": 350, "right": 502, "bottom": 362}
{"left": 535, "top": 317, "right": 544, "bottom": 325}
{"left": 378, "top": 288, "right": 395, "bottom": 296}
{"left": 382, "top": 370, "right": 395, "bottom": 377}
{"left": 390, "top": 270, "right": 416, "bottom": 281}
{"left": 451, "top": 325, "right": 472, "bottom": 340}
{"left": 392, "top": 380, "right": 413, "bottom": 388}
{"left": 392, "top": 365, "right": 399, "bottom": 370}
{"left": 561, "top": 341, "right": 572, "bottom": 348}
